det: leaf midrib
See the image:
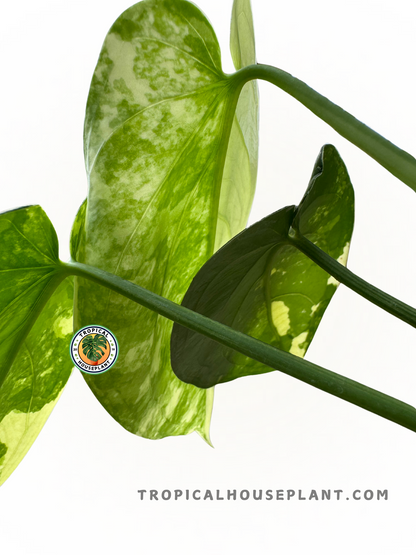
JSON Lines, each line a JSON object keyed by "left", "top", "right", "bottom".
{"left": 101, "top": 84, "right": 231, "bottom": 317}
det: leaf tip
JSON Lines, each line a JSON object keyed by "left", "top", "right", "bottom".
{"left": 197, "top": 429, "right": 214, "bottom": 448}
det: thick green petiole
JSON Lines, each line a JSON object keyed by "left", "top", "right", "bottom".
{"left": 232, "top": 64, "right": 416, "bottom": 193}
{"left": 65, "top": 261, "right": 416, "bottom": 433}
{"left": 288, "top": 230, "right": 416, "bottom": 329}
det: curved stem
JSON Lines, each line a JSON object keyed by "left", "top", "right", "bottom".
{"left": 288, "top": 230, "right": 416, "bottom": 329}
{"left": 65, "top": 260, "right": 416, "bottom": 433}
{"left": 232, "top": 64, "right": 416, "bottom": 192}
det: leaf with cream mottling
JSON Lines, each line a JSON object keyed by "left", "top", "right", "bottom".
{"left": 0, "top": 206, "right": 73, "bottom": 485}
{"left": 71, "top": 0, "right": 259, "bottom": 440}
{"left": 171, "top": 145, "right": 354, "bottom": 387}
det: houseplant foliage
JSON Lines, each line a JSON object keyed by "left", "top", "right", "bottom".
{"left": 0, "top": 0, "right": 415, "bottom": 488}
{"left": 71, "top": 0, "right": 258, "bottom": 441}
{"left": 171, "top": 144, "right": 354, "bottom": 387}
{"left": 0, "top": 206, "right": 73, "bottom": 485}
{"left": 0, "top": 0, "right": 260, "bottom": 484}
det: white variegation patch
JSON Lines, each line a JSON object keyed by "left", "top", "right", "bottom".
{"left": 164, "top": 388, "right": 183, "bottom": 418}
{"left": 271, "top": 301, "right": 290, "bottom": 336}
{"left": 311, "top": 303, "right": 320, "bottom": 315}
{"left": 289, "top": 331, "right": 309, "bottom": 358}
{"left": 53, "top": 315, "right": 73, "bottom": 338}
{"left": 327, "top": 242, "right": 350, "bottom": 286}
{"left": 0, "top": 396, "right": 61, "bottom": 486}
{"left": 337, "top": 242, "right": 350, "bottom": 265}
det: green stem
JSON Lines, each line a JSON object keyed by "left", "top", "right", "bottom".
{"left": 232, "top": 64, "right": 416, "bottom": 192}
{"left": 288, "top": 230, "right": 416, "bottom": 328}
{"left": 65, "top": 260, "right": 416, "bottom": 433}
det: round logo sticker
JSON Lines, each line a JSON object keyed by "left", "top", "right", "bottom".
{"left": 70, "top": 325, "right": 118, "bottom": 374}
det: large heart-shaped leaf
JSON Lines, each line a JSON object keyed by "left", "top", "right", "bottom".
{"left": 0, "top": 206, "right": 73, "bottom": 485}
{"left": 71, "top": 0, "right": 258, "bottom": 440}
{"left": 171, "top": 145, "right": 354, "bottom": 387}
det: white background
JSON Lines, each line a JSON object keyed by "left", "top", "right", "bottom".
{"left": 1, "top": 0, "right": 416, "bottom": 552}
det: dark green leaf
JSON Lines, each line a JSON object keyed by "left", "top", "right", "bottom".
{"left": 71, "top": 0, "right": 258, "bottom": 440}
{"left": 0, "top": 206, "right": 73, "bottom": 485}
{"left": 171, "top": 144, "right": 354, "bottom": 387}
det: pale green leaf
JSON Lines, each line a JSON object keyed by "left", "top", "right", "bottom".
{"left": 230, "top": 0, "right": 256, "bottom": 70}
{"left": 0, "top": 206, "right": 73, "bottom": 485}
{"left": 71, "top": 0, "right": 259, "bottom": 440}
{"left": 216, "top": 0, "right": 259, "bottom": 248}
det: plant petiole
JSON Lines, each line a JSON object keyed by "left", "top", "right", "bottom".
{"left": 232, "top": 64, "right": 416, "bottom": 193}
{"left": 65, "top": 260, "right": 416, "bottom": 433}
{"left": 288, "top": 229, "right": 416, "bottom": 329}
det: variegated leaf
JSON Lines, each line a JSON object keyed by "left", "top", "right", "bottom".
{"left": 171, "top": 145, "right": 354, "bottom": 387}
{"left": 0, "top": 206, "right": 73, "bottom": 485}
{"left": 72, "top": 0, "right": 258, "bottom": 440}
